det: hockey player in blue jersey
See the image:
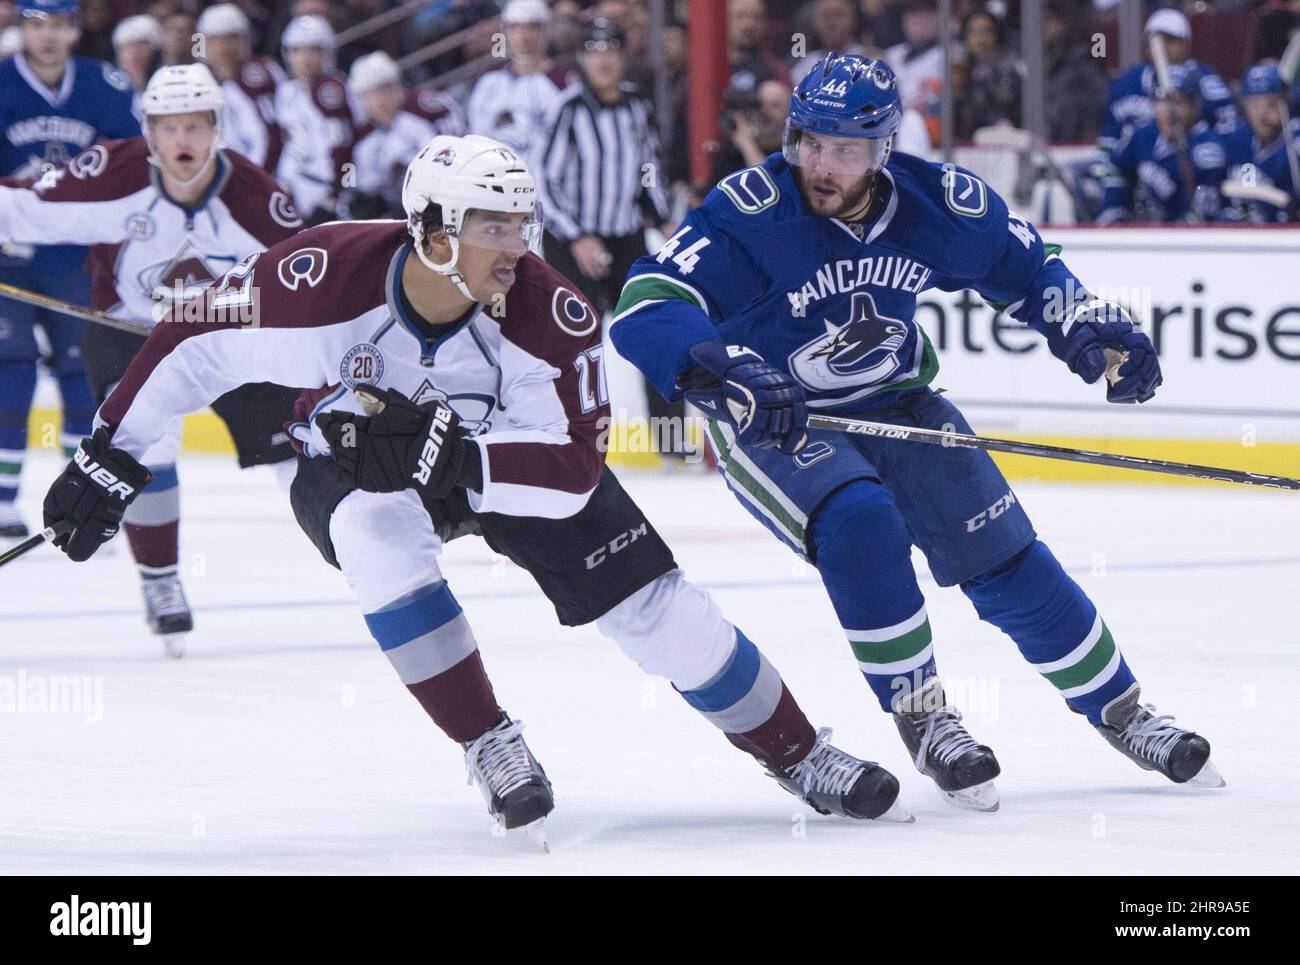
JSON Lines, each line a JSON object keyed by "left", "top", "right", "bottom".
{"left": 0, "top": 0, "right": 139, "bottom": 538}
{"left": 611, "top": 53, "right": 1224, "bottom": 810}
{"left": 1221, "top": 63, "right": 1298, "bottom": 224}
{"left": 1097, "top": 8, "right": 1235, "bottom": 158}
{"left": 1097, "top": 63, "right": 1227, "bottom": 225}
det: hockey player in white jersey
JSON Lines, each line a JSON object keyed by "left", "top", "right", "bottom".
{"left": 274, "top": 14, "right": 360, "bottom": 224}
{"left": 344, "top": 51, "right": 466, "bottom": 220}
{"left": 196, "top": 3, "right": 286, "bottom": 172}
{"left": 38, "top": 134, "right": 910, "bottom": 836}
{"left": 0, "top": 64, "right": 304, "bottom": 654}
{"left": 465, "top": 0, "right": 574, "bottom": 166}
{"left": 110, "top": 14, "right": 162, "bottom": 120}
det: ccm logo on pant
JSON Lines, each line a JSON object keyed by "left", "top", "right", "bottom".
{"left": 585, "top": 523, "right": 648, "bottom": 569}
{"left": 413, "top": 404, "right": 454, "bottom": 486}
{"left": 965, "top": 491, "right": 1017, "bottom": 532}
{"left": 74, "top": 448, "right": 137, "bottom": 500}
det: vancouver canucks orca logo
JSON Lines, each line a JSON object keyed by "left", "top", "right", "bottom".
{"left": 788, "top": 291, "right": 910, "bottom": 391}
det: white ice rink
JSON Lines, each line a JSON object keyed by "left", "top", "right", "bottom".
{"left": 1, "top": 449, "right": 1297, "bottom": 875}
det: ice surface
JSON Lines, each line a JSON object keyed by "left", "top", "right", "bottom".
{"left": 1, "top": 450, "right": 1297, "bottom": 874}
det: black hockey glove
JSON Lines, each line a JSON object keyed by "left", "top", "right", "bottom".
{"left": 677, "top": 341, "right": 809, "bottom": 454}
{"left": 315, "top": 387, "right": 479, "bottom": 499}
{"left": 43, "top": 427, "right": 152, "bottom": 562}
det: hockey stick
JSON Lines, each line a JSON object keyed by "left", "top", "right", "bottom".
{"left": 805, "top": 413, "right": 1300, "bottom": 491}
{"left": 0, "top": 520, "right": 73, "bottom": 571}
{"left": 1220, "top": 179, "right": 1292, "bottom": 208}
{"left": 1149, "top": 34, "right": 1199, "bottom": 212}
{"left": 0, "top": 282, "right": 152, "bottom": 336}
{"left": 1277, "top": 32, "right": 1300, "bottom": 199}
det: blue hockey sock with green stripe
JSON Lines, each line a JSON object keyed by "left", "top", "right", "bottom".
{"left": 961, "top": 540, "right": 1136, "bottom": 725}
{"left": 810, "top": 479, "right": 936, "bottom": 712}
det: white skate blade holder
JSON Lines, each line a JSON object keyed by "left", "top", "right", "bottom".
{"left": 876, "top": 799, "right": 916, "bottom": 824}
{"left": 492, "top": 815, "right": 550, "bottom": 853}
{"left": 161, "top": 633, "right": 187, "bottom": 659}
{"left": 941, "top": 779, "right": 1000, "bottom": 812}
{"left": 1187, "top": 759, "right": 1227, "bottom": 789}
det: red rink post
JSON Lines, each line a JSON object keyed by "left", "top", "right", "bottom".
{"left": 687, "top": 0, "right": 730, "bottom": 185}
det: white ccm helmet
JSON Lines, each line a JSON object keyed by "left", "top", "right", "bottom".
{"left": 196, "top": 3, "right": 251, "bottom": 38}
{"left": 141, "top": 64, "right": 225, "bottom": 185}
{"left": 401, "top": 134, "right": 541, "bottom": 300}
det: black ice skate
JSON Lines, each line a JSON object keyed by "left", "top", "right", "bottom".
{"left": 769, "top": 728, "right": 912, "bottom": 822}
{"left": 893, "top": 677, "right": 1001, "bottom": 811}
{"left": 1095, "top": 683, "right": 1225, "bottom": 787}
{"left": 140, "top": 572, "right": 192, "bottom": 658}
{"left": 463, "top": 714, "right": 554, "bottom": 849}
{"left": 0, "top": 503, "right": 29, "bottom": 539}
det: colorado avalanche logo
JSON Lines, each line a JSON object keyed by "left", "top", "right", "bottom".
{"left": 277, "top": 247, "right": 327, "bottom": 290}
{"left": 410, "top": 380, "right": 496, "bottom": 435}
{"left": 432, "top": 147, "right": 456, "bottom": 166}
{"left": 788, "top": 291, "right": 910, "bottom": 391}
{"left": 551, "top": 286, "right": 598, "bottom": 336}
{"left": 340, "top": 343, "right": 385, "bottom": 388}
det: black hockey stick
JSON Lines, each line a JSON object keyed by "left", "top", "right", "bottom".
{"left": 806, "top": 414, "right": 1300, "bottom": 491}
{"left": 0, "top": 520, "right": 73, "bottom": 571}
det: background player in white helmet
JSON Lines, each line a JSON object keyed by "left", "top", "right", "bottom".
{"left": 110, "top": 14, "right": 161, "bottom": 119}
{"left": 275, "top": 14, "right": 360, "bottom": 222}
{"left": 38, "top": 133, "right": 907, "bottom": 836}
{"left": 197, "top": 2, "right": 286, "bottom": 170}
{"left": 342, "top": 51, "right": 466, "bottom": 220}
{"left": 465, "top": 0, "right": 574, "bottom": 166}
{"left": 0, "top": 63, "right": 304, "bottom": 654}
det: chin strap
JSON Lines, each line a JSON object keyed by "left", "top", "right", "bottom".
{"left": 145, "top": 133, "right": 220, "bottom": 190}
{"left": 411, "top": 220, "right": 477, "bottom": 302}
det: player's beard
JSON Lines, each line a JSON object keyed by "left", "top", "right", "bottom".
{"left": 798, "top": 170, "right": 876, "bottom": 221}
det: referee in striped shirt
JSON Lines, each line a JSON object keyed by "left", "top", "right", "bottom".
{"left": 538, "top": 18, "right": 672, "bottom": 316}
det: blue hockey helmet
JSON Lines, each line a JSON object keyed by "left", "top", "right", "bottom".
{"left": 784, "top": 53, "right": 901, "bottom": 177}
{"left": 1241, "top": 63, "right": 1283, "bottom": 98}
{"left": 19, "top": 0, "right": 79, "bottom": 20}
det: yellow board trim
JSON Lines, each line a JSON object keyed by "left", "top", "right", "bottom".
{"left": 26, "top": 408, "right": 1298, "bottom": 486}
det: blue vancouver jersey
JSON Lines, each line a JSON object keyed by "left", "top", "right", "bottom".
{"left": 610, "top": 151, "right": 1088, "bottom": 414}
{"left": 1097, "top": 118, "right": 1227, "bottom": 224}
{"left": 0, "top": 53, "right": 140, "bottom": 273}
{"left": 1098, "top": 61, "right": 1235, "bottom": 155}
{"left": 1220, "top": 118, "right": 1298, "bottom": 223}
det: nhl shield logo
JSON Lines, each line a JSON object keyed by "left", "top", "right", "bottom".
{"left": 341, "top": 343, "right": 385, "bottom": 388}
{"left": 788, "top": 291, "right": 910, "bottom": 391}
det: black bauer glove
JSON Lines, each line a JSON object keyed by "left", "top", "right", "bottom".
{"left": 43, "top": 427, "right": 151, "bottom": 562}
{"left": 315, "top": 386, "right": 479, "bottom": 500}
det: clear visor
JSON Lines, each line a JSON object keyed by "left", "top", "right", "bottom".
{"left": 782, "top": 121, "right": 891, "bottom": 177}
{"left": 453, "top": 207, "right": 544, "bottom": 255}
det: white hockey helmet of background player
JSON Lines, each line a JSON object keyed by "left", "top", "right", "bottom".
{"left": 502, "top": 0, "right": 551, "bottom": 24}
{"left": 348, "top": 50, "right": 402, "bottom": 95}
{"left": 0, "top": 26, "right": 21, "bottom": 59}
{"left": 197, "top": 3, "right": 251, "bottom": 38}
{"left": 111, "top": 14, "right": 162, "bottom": 51}
{"left": 141, "top": 64, "right": 226, "bottom": 186}
{"left": 402, "top": 134, "right": 542, "bottom": 300}
{"left": 282, "top": 14, "right": 336, "bottom": 70}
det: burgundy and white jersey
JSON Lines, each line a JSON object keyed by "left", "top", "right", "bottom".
{"left": 274, "top": 72, "right": 361, "bottom": 215}
{"left": 352, "top": 88, "right": 466, "bottom": 203}
{"left": 98, "top": 221, "right": 609, "bottom": 519}
{"left": 219, "top": 56, "right": 286, "bottom": 171}
{"left": 0, "top": 137, "right": 303, "bottom": 328}
{"left": 466, "top": 63, "right": 574, "bottom": 163}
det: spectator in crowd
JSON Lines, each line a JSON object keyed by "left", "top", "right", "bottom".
{"left": 466, "top": 0, "right": 574, "bottom": 166}
{"left": 878, "top": 0, "right": 941, "bottom": 113}
{"left": 954, "top": 8, "right": 1020, "bottom": 139}
{"left": 197, "top": 3, "right": 285, "bottom": 170}
{"left": 1221, "top": 62, "right": 1298, "bottom": 223}
{"left": 660, "top": 18, "right": 691, "bottom": 186}
{"left": 729, "top": 0, "right": 791, "bottom": 92}
{"left": 713, "top": 78, "right": 791, "bottom": 181}
{"left": 1098, "top": 7, "right": 1236, "bottom": 157}
{"left": 549, "top": 1, "right": 586, "bottom": 68}
{"left": 344, "top": 50, "right": 466, "bottom": 219}
{"left": 860, "top": 0, "right": 904, "bottom": 49}
{"left": 159, "top": 8, "right": 194, "bottom": 65}
{"left": 1097, "top": 63, "right": 1228, "bottom": 225}
{"left": 792, "top": 0, "right": 869, "bottom": 84}
{"left": 275, "top": 14, "right": 360, "bottom": 222}
{"left": 1043, "top": 0, "right": 1108, "bottom": 143}
{"left": 111, "top": 14, "right": 161, "bottom": 117}
{"left": 75, "top": 0, "right": 114, "bottom": 61}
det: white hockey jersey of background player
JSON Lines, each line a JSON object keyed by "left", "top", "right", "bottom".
{"left": 197, "top": 3, "right": 286, "bottom": 170}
